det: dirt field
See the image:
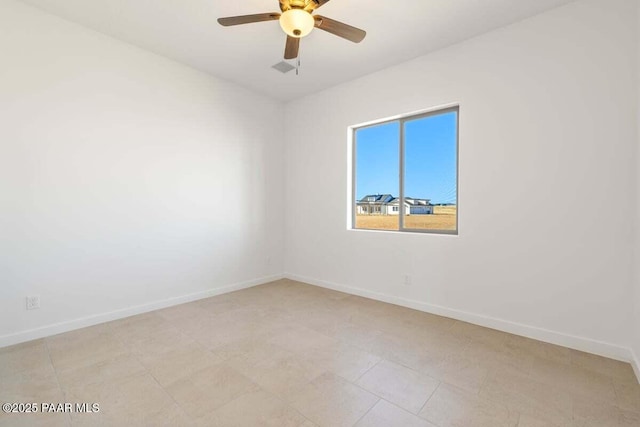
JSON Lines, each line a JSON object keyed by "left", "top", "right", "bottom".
{"left": 355, "top": 206, "right": 457, "bottom": 231}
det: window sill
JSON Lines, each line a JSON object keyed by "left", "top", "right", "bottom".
{"left": 347, "top": 227, "right": 458, "bottom": 236}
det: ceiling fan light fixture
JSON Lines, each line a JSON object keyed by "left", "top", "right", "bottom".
{"left": 279, "top": 9, "right": 314, "bottom": 38}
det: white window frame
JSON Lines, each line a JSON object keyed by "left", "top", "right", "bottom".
{"left": 349, "top": 105, "right": 459, "bottom": 235}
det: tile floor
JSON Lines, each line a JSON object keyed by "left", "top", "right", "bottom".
{"left": 0, "top": 279, "right": 639, "bottom": 426}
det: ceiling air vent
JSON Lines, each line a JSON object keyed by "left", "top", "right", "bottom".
{"left": 272, "top": 61, "right": 296, "bottom": 74}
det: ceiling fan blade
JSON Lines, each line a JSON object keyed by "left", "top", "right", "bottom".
{"left": 284, "top": 36, "right": 300, "bottom": 60}
{"left": 217, "top": 13, "right": 280, "bottom": 26}
{"left": 314, "top": 16, "right": 366, "bottom": 43}
{"left": 311, "top": 0, "right": 331, "bottom": 9}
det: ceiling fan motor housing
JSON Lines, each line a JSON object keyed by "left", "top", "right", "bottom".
{"left": 279, "top": 0, "right": 317, "bottom": 13}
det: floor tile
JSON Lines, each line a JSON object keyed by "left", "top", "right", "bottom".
{"left": 229, "top": 347, "right": 327, "bottom": 398}
{"left": 420, "top": 383, "right": 515, "bottom": 427}
{"left": 136, "top": 341, "right": 222, "bottom": 387}
{"left": 529, "top": 356, "right": 616, "bottom": 402}
{"left": 128, "top": 326, "right": 196, "bottom": 357}
{"left": 286, "top": 372, "right": 379, "bottom": 427}
{"left": 64, "top": 373, "right": 190, "bottom": 426}
{"left": 267, "top": 324, "right": 338, "bottom": 354}
{"left": 190, "top": 313, "right": 285, "bottom": 351}
{"left": 516, "top": 413, "right": 565, "bottom": 427}
{"left": 462, "top": 337, "right": 534, "bottom": 376}
{"left": 108, "top": 312, "right": 174, "bottom": 345}
{"left": 570, "top": 350, "right": 637, "bottom": 383}
{"left": 304, "top": 341, "right": 381, "bottom": 383}
{"left": 321, "top": 322, "right": 384, "bottom": 351}
{"left": 0, "top": 366, "right": 68, "bottom": 427}
{"left": 0, "top": 411, "right": 70, "bottom": 427}
{"left": 0, "top": 340, "right": 52, "bottom": 378}
{"left": 165, "top": 363, "right": 258, "bottom": 420}
{"left": 479, "top": 369, "right": 573, "bottom": 425}
{"left": 56, "top": 353, "right": 145, "bottom": 389}
{"left": 1, "top": 280, "right": 637, "bottom": 427}
{"left": 448, "top": 321, "right": 508, "bottom": 346}
{"left": 195, "top": 295, "right": 244, "bottom": 316}
{"left": 213, "top": 339, "right": 289, "bottom": 364}
{"left": 47, "top": 330, "right": 128, "bottom": 373}
{"left": 200, "top": 389, "right": 307, "bottom": 427}
{"left": 354, "top": 400, "right": 436, "bottom": 427}
{"left": 356, "top": 360, "right": 439, "bottom": 414}
{"left": 502, "top": 334, "right": 571, "bottom": 366}
{"left": 426, "top": 352, "right": 490, "bottom": 394}
{"left": 0, "top": 365, "right": 64, "bottom": 403}
{"left": 364, "top": 331, "right": 456, "bottom": 374}
{"left": 572, "top": 394, "right": 640, "bottom": 427}
{"left": 613, "top": 379, "right": 640, "bottom": 412}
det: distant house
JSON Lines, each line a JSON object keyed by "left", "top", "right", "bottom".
{"left": 404, "top": 197, "right": 435, "bottom": 215}
{"left": 356, "top": 194, "right": 434, "bottom": 215}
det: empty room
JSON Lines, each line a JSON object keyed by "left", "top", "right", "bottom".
{"left": 1, "top": 0, "right": 639, "bottom": 426}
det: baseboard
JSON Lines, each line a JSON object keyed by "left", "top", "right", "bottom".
{"left": 5, "top": 270, "right": 637, "bottom": 380}
{"left": 0, "top": 274, "right": 283, "bottom": 349}
{"left": 632, "top": 349, "right": 640, "bottom": 384}
{"left": 285, "top": 272, "right": 635, "bottom": 364}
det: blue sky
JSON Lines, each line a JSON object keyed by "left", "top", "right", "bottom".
{"left": 355, "top": 111, "right": 457, "bottom": 204}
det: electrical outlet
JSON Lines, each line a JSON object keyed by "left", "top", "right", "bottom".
{"left": 403, "top": 275, "right": 412, "bottom": 286}
{"left": 26, "top": 295, "right": 40, "bottom": 310}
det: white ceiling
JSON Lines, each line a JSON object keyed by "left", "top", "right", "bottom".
{"left": 19, "top": 0, "right": 575, "bottom": 101}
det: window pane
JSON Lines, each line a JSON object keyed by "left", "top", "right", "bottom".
{"left": 403, "top": 111, "right": 457, "bottom": 232}
{"left": 354, "top": 121, "right": 400, "bottom": 231}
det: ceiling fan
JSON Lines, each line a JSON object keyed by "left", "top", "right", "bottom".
{"left": 217, "top": 0, "right": 366, "bottom": 60}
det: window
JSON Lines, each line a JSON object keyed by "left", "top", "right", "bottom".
{"left": 352, "top": 106, "right": 458, "bottom": 234}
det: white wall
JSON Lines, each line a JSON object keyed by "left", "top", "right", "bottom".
{"left": 284, "top": 0, "right": 638, "bottom": 360}
{"left": 2, "top": 0, "right": 639, "bottom": 371}
{"left": 634, "top": 0, "right": 640, "bottom": 376}
{"left": 0, "top": 0, "right": 284, "bottom": 345}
